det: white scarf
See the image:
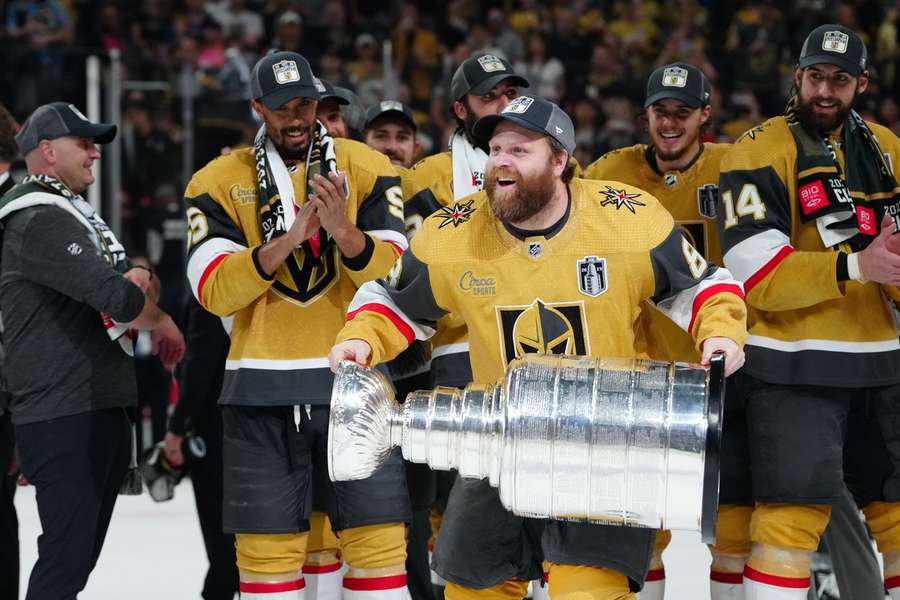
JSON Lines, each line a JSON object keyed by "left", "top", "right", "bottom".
{"left": 450, "top": 129, "right": 488, "bottom": 200}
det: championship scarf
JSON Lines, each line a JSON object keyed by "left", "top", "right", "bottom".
{"left": 254, "top": 120, "right": 341, "bottom": 261}
{"left": 450, "top": 128, "right": 488, "bottom": 200}
{"left": 786, "top": 97, "right": 900, "bottom": 251}
{"left": 0, "top": 174, "right": 136, "bottom": 354}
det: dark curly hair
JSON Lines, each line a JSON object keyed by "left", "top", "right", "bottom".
{"left": 0, "top": 104, "right": 18, "bottom": 163}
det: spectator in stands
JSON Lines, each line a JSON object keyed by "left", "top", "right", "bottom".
{"left": 515, "top": 33, "right": 565, "bottom": 103}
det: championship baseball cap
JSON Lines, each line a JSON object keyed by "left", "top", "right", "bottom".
{"left": 15, "top": 102, "right": 117, "bottom": 156}
{"left": 316, "top": 78, "right": 349, "bottom": 105}
{"left": 450, "top": 53, "right": 530, "bottom": 102}
{"left": 251, "top": 51, "right": 320, "bottom": 110}
{"left": 472, "top": 95, "right": 575, "bottom": 154}
{"left": 644, "top": 63, "right": 711, "bottom": 108}
{"left": 364, "top": 101, "right": 417, "bottom": 132}
{"left": 799, "top": 24, "right": 868, "bottom": 76}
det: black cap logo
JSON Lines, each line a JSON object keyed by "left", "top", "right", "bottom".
{"left": 662, "top": 66, "right": 688, "bottom": 88}
{"left": 273, "top": 60, "right": 301, "bottom": 85}
{"left": 822, "top": 31, "right": 849, "bottom": 54}
{"left": 477, "top": 54, "right": 506, "bottom": 73}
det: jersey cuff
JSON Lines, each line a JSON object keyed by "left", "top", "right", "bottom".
{"left": 252, "top": 246, "right": 275, "bottom": 281}
{"left": 836, "top": 252, "right": 850, "bottom": 282}
{"left": 341, "top": 234, "right": 375, "bottom": 271}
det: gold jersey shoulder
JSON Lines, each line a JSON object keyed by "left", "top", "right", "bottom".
{"left": 402, "top": 151, "right": 452, "bottom": 206}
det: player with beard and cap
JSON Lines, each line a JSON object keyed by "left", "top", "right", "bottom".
{"left": 315, "top": 78, "right": 351, "bottom": 140}
{"left": 329, "top": 95, "right": 747, "bottom": 600}
{"left": 401, "top": 52, "right": 531, "bottom": 597}
{"left": 718, "top": 25, "right": 900, "bottom": 600}
{"left": 586, "top": 62, "right": 885, "bottom": 600}
{"left": 364, "top": 101, "right": 418, "bottom": 169}
{"left": 183, "top": 51, "right": 411, "bottom": 600}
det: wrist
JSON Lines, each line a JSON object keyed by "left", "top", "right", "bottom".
{"left": 847, "top": 252, "right": 866, "bottom": 283}
{"left": 131, "top": 264, "right": 154, "bottom": 280}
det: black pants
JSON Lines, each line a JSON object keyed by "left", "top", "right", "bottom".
{"left": 15, "top": 408, "right": 131, "bottom": 600}
{"left": 191, "top": 409, "right": 238, "bottom": 600}
{"left": 0, "top": 413, "right": 18, "bottom": 600}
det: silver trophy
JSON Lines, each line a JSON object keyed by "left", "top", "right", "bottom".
{"left": 329, "top": 353, "right": 725, "bottom": 542}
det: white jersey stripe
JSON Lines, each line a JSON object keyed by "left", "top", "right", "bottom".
{"left": 347, "top": 281, "right": 435, "bottom": 341}
{"left": 225, "top": 357, "right": 330, "bottom": 371}
{"left": 187, "top": 237, "right": 247, "bottom": 300}
{"left": 723, "top": 229, "right": 792, "bottom": 284}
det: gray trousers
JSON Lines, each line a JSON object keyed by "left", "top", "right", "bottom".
{"left": 809, "top": 488, "right": 884, "bottom": 600}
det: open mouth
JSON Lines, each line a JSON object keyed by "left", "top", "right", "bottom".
{"left": 497, "top": 178, "right": 516, "bottom": 187}
{"left": 813, "top": 100, "right": 838, "bottom": 111}
{"left": 285, "top": 128, "right": 308, "bottom": 144}
{"left": 659, "top": 131, "right": 683, "bottom": 141}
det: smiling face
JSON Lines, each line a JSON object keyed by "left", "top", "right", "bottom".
{"left": 317, "top": 97, "right": 349, "bottom": 139}
{"left": 252, "top": 96, "right": 318, "bottom": 160}
{"left": 794, "top": 64, "right": 867, "bottom": 134}
{"left": 484, "top": 122, "right": 564, "bottom": 224}
{"left": 646, "top": 98, "right": 709, "bottom": 163}
{"left": 364, "top": 114, "right": 416, "bottom": 168}
{"left": 41, "top": 136, "right": 101, "bottom": 194}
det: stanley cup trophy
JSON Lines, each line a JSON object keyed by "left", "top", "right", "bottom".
{"left": 329, "top": 353, "right": 725, "bottom": 542}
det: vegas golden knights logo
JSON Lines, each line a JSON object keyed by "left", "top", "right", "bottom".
{"left": 273, "top": 245, "right": 339, "bottom": 305}
{"left": 495, "top": 298, "right": 589, "bottom": 365}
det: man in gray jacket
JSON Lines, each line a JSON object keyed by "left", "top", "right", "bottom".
{"left": 0, "top": 102, "right": 185, "bottom": 600}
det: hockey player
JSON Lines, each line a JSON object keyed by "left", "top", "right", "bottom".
{"left": 585, "top": 62, "right": 884, "bottom": 600}
{"left": 184, "top": 52, "right": 410, "bottom": 600}
{"left": 329, "top": 95, "right": 747, "bottom": 600}
{"left": 402, "top": 53, "right": 530, "bottom": 597}
{"left": 718, "top": 25, "right": 900, "bottom": 600}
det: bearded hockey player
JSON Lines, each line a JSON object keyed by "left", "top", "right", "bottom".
{"left": 329, "top": 95, "right": 747, "bottom": 600}
{"left": 184, "top": 51, "right": 411, "bottom": 600}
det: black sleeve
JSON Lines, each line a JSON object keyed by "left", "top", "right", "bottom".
{"left": 18, "top": 207, "right": 145, "bottom": 322}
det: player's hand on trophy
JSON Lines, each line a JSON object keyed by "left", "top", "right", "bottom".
{"left": 858, "top": 215, "right": 900, "bottom": 285}
{"left": 329, "top": 339, "right": 372, "bottom": 372}
{"left": 701, "top": 336, "right": 744, "bottom": 376}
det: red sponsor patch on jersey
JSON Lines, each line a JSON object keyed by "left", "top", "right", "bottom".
{"left": 799, "top": 180, "right": 829, "bottom": 215}
{"left": 857, "top": 205, "right": 877, "bottom": 235}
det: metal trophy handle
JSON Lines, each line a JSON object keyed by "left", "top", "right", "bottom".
{"left": 329, "top": 353, "right": 726, "bottom": 542}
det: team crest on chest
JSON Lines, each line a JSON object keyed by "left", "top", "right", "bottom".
{"left": 577, "top": 256, "right": 608, "bottom": 297}
{"left": 599, "top": 186, "right": 645, "bottom": 213}
{"left": 434, "top": 199, "right": 475, "bottom": 228}
{"left": 495, "top": 298, "right": 590, "bottom": 365}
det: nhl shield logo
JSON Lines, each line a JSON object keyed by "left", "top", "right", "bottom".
{"left": 504, "top": 96, "right": 534, "bottom": 114}
{"left": 478, "top": 54, "right": 506, "bottom": 73}
{"left": 664, "top": 173, "right": 678, "bottom": 187}
{"left": 273, "top": 60, "right": 301, "bottom": 84}
{"left": 662, "top": 66, "right": 688, "bottom": 88}
{"left": 577, "top": 256, "right": 607, "bottom": 297}
{"left": 823, "top": 31, "right": 849, "bottom": 54}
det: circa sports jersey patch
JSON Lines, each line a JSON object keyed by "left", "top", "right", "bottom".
{"left": 478, "top": 54, "right": 506, "bottom": 73}
{"left": 599, "top": 186, "right": 645, "bottom": 213}
{"left": 272, "top": 59, "right": 301, "bottom": 84}
{"left": 229, "top": 184, "right": 257, "bottom": 205}
{"left": 662, "top": 66, "right": 688, "bottom": 88}
{"left": 496, "top": 298, "right": 589, "bottom": 365}
{"left": 577, "top": 256, "right": 608, "bottom": 297}
{"left": 823, "top": 31, "right": 849, "bottom": 54}
{"left": 434, "top": 199, "right": 475, "bottom": 228}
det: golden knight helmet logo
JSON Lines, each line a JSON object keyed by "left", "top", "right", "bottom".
{"left": 512, "top": 300, "right": 576, "bottom": 356}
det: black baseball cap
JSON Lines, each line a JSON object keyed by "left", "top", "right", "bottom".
{"left": 316, "top": 78, "right": 349, "bottom": 105}
{"left": 473, "top": 95, "right": 575, "bottom": 154}
{"left": 251, "top": 51, "right": 320, "bottom": 110}
{"left": 799, "top": 24, "right": 867, "bottom": 76}
{"left": 644, "top": 63, "right": 711, "bottom": 108}
{"left": 364, "top": 101, "right": 417, "bottom": 131}
{"left": 450, "top": 53, "right": 530, "bottom": 102}
{"left": 16, "top": 102, "right": 117, "bottom": 156}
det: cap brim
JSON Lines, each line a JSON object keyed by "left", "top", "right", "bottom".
{"left": 468, "top": 74, "right": 530, "bottom": 96}
{"left": 799, "top": 54, "right": 862, "bottom": 76}
{"left": 472, "top": 113, "right": 546, "bottom": 144}
{"left": 259, "top": 85, "right": 322, "bottom": 110}
{"left": 644, "top": 90, "right": 704, "bottom": 108}
{"left": 365, "top": 110, "right": 416, "bottom": 131}
{"left": 70, "top": 121, "right": 118, "bottom": 144}
{"left": 320, "top": 94, "right": 350, "bottom": 106}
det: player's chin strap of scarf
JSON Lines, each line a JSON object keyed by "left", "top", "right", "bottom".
{"left": 785, "top": 96, "right": 900, "bottom": 251}
{"left": 0, "top": 173, "right": 137, "bottom": 355}
{"left": 254, "top": 120, "right": 339, "bottom": 263}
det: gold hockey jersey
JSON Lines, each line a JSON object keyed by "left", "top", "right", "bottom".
{"left": 184, "top": 138, "right": 407, "bottom": 405}
{"left": 337, "top": 178, "right": 747, "bottom": 386}
{"left": 584, "top": 143, "right": 730, "bottom": 362}
{"left": 719, "top": 116, "right": 900, "bottom": 387}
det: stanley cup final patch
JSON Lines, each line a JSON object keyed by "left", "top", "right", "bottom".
{"left": 662, "top": 66, "right": 688, "bottom": 87}
{"left": 823, "top": 31, "right": 849, "bottom": 53}
{"left": 503, "top": 96, "right": 534, "bottom": 114}
{"left": 478, "top": 54, "right": 506, "bottom": 73}
{"left": 577, "top": 256, "right": 608, "bottom": 297}
{"left": 273, "top": 60, "right": 301, "bottom": 84}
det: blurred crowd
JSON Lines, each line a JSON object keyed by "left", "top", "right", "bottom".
{"left": 3, "top": 0, "right": 900, "bottom": 255}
